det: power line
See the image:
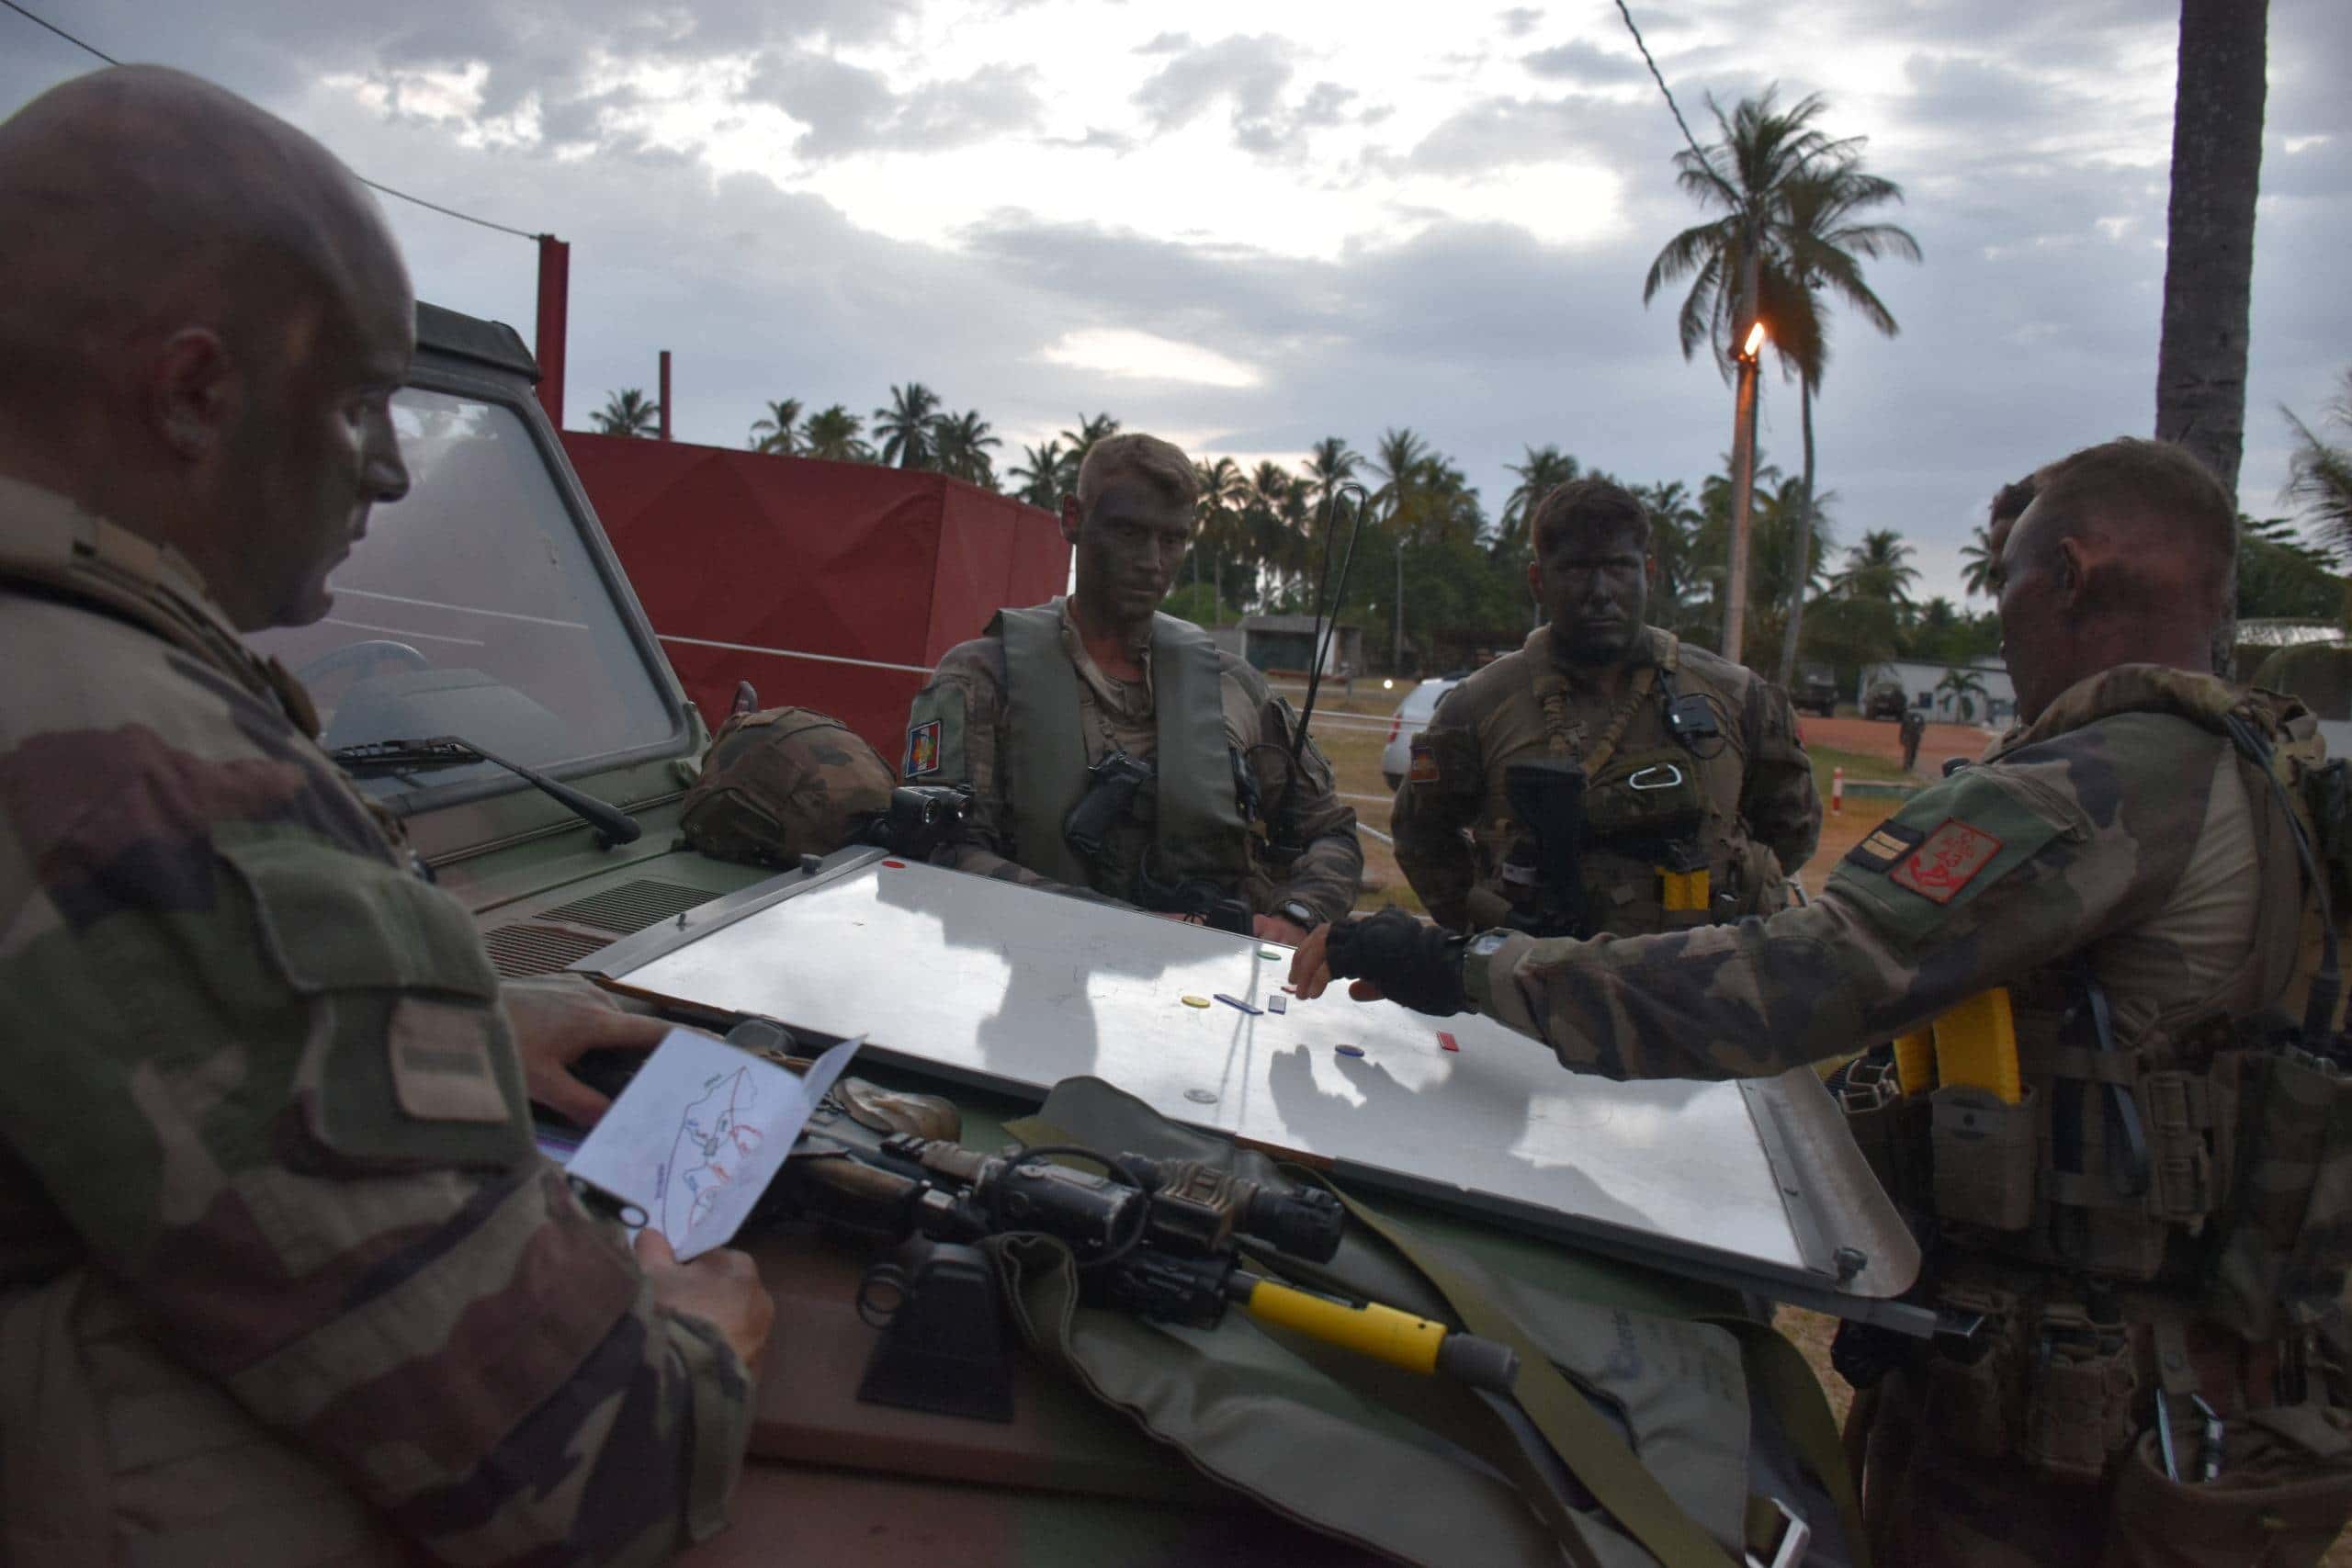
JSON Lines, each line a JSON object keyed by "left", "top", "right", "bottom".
{"left": 0, "top": 0, "right": 542, "bottom": 241}
{"left": 1612, "top": 0, "right": 1729, "bottom": 194}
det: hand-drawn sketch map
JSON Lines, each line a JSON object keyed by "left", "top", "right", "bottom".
{"left": 566, "top": 1028, "right": 865, "bottom": 1260}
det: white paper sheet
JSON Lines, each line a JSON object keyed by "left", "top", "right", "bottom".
{"left": 565, "top": 1029, "right": 865, "bottom": 1260}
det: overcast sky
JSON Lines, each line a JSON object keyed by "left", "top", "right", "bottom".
{"left": 6, "top": 0, "right": 2346, "bottom": 604}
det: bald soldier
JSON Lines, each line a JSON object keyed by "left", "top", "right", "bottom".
{"left": 905, "top": 434, "right": 1361, "bottom": 942}
{"left": 0, "top": 69, "right": 769, "bottom": 1562}
{"left": 1296, "top": 439, "right": 2352, "bottom": 1566}
{"left": 1392, "top": 476, "right": 1818, "bottom": 939}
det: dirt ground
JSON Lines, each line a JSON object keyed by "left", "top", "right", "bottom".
{"left": 1290, "top": 682, "right": 2352, "bottom": 1562}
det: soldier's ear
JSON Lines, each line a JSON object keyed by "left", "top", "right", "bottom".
{"left": 1058, "top": 493, "right": 1084, "bottom": 546}
{"left": 1525, "top": 558, "right": 1541, "bottom": 604}
{"left": 149, "top": 327, "right": 243, "bottom": 462}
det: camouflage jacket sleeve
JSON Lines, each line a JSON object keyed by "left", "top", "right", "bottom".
{"left": 1464, "top": 717, "right": 2216, "bottom": 1079}
{"left": 1388, "top": 711, "right": 1481, "bottom": 932}
{"left": 0, "top": 707, "right": 751, "bottom": 1561}
{"left": 904, "top": 638, "right": 1125, "bottom": 908}
{"left": 1248, "top": 688, "right": 1363, "bottom": 924}
{"left": 1736, "top": 673, "right": 1821, "bottom": 874}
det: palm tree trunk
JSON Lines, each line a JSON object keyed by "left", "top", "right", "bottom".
{"left": 1777, "top": 379, "right": 1817, "bottom": 685}
{"left": 2156, "top": 0, "right": 2267, "bottom": 671}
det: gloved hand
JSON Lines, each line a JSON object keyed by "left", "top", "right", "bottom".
{"left": 1324, "top": 908, "right": 1467, "bottom": 1016}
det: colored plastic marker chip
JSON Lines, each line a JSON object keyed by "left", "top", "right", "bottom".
{"left": 1438, "top": 1032, "right": 1460, "bottom": 1054}
{"left": 1214, "top": 993, "right": 1262, "bottom": 1016}
{"left": 1268, "top": 995, "right": 1288, "bottom": 1015}
{"left": 1335, "top": 1044, "right": 1365, "bottom": 1058}
{"left": 1260, "top": 947, "right": 1283, "bottom": 959}
{"left": 1181, "top": 995, "right": 1212, "bottom": 1009}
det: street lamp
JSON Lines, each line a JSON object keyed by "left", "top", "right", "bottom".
{"left": 1721, "top": 316, "right": 1768, "bottom": 665}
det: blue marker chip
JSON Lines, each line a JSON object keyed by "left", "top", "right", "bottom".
{"left": 1334, "top": 1043, "right": 1365, "bottom": 1058}
{"left": 1213, "top": 993, "right": 1261, "bottom": 1016}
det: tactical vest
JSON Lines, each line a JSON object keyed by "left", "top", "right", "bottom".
{"left": 1465, "top": 629, "right": 1786, "bottom": 938}
{"left": 996, "top": 604, "right": 1250, "bottom": 908}
{"left": 1845, "top": 674, "right": 2352, "bottom": 1487}
{"left": 0, "top": 482, "right": 416, "bottom": 1562}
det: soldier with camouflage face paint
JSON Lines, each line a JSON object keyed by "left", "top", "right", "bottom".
{"left": 905, "top": 433, "right": 1362, "bottom": 942}
{"left": 0, "top": 68, "right": 768, "bottom": 1562}
{"left": 1296, "top": 438, "right": 2352, "bottom": 1567}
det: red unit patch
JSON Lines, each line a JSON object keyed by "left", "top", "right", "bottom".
{"left": 1889, "top": 818, "right": 2005, "bottom": 904}
{"left": 1408, "top": 740, "right": 1439, "bottom": 785}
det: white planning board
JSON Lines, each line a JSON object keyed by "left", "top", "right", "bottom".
{"left": 584, "top": 851, "right": 1918, "bottom": 1307}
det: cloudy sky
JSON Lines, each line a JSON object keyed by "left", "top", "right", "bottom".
{"left": 5, "top": 0, "right": 2346, "bottom": 603}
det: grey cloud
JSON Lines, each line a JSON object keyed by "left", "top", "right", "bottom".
{"left": 1407, "top": 92, "right": 1633, "bottom": 174}
{"left": 1136, "top": 31, "right": 1193, "bottom": 54}
{"left": 1523, "top": 40, "right": 1645, "bottom": 85}
{"left": 1497, "top": 8, "right": 1544, "bottom": 39}
{"left": 1133, "top": 33, "right": 1355, "bottom": 160}
{"left": 743, "top": 52, "right": 1044, "bottom": 158}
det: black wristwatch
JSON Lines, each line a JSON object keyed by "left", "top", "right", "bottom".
{"left": 1277, "top": 899, "right": 1317, "bottom": 930}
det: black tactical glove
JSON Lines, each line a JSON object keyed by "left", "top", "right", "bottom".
{"left": 1325, "top": 908, "right": 1467, "bottom": 1017}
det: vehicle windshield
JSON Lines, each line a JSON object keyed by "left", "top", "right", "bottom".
{"left": 247, "top": 385, "right": 679, "bottom": 799}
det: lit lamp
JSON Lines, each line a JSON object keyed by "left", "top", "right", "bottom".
{"left": 1722, "top": 316, "right": 1768, "bottom": 663}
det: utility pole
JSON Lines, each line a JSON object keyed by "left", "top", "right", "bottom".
{"left": 1721, "top": 235, "right": 1764, "bottom": 664}
{"left": 658, "top": 350, "right": 673, "bottom": 441}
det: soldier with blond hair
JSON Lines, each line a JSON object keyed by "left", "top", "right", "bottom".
{"left": 905, "top": 433, "right": 1361, "bottom": 940}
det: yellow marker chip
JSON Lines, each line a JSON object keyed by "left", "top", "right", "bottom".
{"left": 1181, "top": 994, "right": 1212, "bottom": 1009}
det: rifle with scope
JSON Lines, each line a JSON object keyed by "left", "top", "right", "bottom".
{"left": 773, "top": 1124, "right": 1521, "bottom": 1395}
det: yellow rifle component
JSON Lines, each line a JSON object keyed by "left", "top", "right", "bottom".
{"left": 1241, "top": 1278, "right": 1446, "bottom": 1375}
{"left": 1893, "top": 1031, "right": 1937, "bottom": 1098}
{"left": 1931, "top": 988, "right": 2022, "bottom": 1104}
{"left": 1658, "top": 868, "right": 1711, "bottom": 911}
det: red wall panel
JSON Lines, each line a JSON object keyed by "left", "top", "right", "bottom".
{"left": 565, "top": 433, "right": 1067, "bottom": 759}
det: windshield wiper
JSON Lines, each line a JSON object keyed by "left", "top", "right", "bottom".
{"left": 328, "top": 737, "right": 642, "bottom": 845}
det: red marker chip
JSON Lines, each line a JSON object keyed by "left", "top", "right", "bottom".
{"left": 881, "top": 860, "right": 908, "bottom": 868}
{"left": 1438, "top": 1032, "right": 1460, "bottom": 1054}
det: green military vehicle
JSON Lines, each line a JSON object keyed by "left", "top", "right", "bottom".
{"left": 252, "top": 303, "right": 1917, "bottom": 1567}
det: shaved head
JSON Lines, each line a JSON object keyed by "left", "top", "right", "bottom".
{"left": 1996, "top": 437, "right": 2236, "bottom": 723}
{"left": 0, "top": 67, "right": 413, "bottom": 629}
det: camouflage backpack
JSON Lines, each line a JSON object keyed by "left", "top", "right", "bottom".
{"left": 680, "top": 705, "right": 895, "bottom": 867}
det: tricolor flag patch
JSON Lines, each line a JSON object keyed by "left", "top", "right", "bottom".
{"left": 905, "top": 718, "right": 943, "bottom": 778}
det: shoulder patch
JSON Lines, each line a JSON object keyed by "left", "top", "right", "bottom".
{"left": 905, "top": 717, "right": 943, "bottom": 777}
{"left": 1844, "top": 819, "right": 1926, "bottom": 874}
{"left": 1408, "top": 735, "right": 1440, "bottom": 785}
{"left": 1886, "top": 818, "right": 2005, "bottom": 904}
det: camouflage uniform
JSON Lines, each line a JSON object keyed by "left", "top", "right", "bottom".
{"left": 1459, "top": 663, "right": 2352, "bottom": 1566}
{"left": 0, "top": 478, "right": 752, "bottom": 1563}
{"left": 1393, "top": 625, "right": 1818, "bottom": 936}
{"left": 906, "top": 597, "right": 1362, "bottom": 923}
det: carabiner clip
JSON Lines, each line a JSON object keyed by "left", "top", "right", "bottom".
{"left": 1627, "top": 763, "right": 1684, "bottom": 792}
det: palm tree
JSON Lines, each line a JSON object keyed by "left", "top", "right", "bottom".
{"left": 1060, "top": 412, "right": 1121, "bottom": 468}
{"left": 1189, "top": 457, "right": 1250, "bottom": 607}
{"left": 1838, "top": 529, "right": 1920, "bottom": 606}
{"left": 2157, "top": 0, "right": 2269, "bottom": 671}
{"left": 590, "top": 389, "right": 660, "bottom": 438}
{"left": 1958, "top": 525, "right": 2000, "bottom": 600}
{"left": 1304, "top": 436, "right": 1362, "bottom": 518}
{"left": 1497, "top": 446, "right": 1582, "bottom": 560}
{"left": 1368, "top": 427, "right": 1430, "bottom": 518}
{"left": 874, "top": 383, "right": 943, "bottom": 469}
{"left": 933, "top": 409, "right": 1002, "bottom": 487}
{"left": 2284, "top": 370, "right": 2352, "bottom": 555}
{"left": 749, "top": 398, "right": 802, "bottom": 455}
{"left": 800, "top": 404, "right": 869, "bottom": 462}
{"left": 1934, "top": 666, "right": 1989, "bottom": 723}
{"left": 1010, "top": 440, "right": 1073, "bottom": 508}
{"left": 1769, "top": 157, "right": 1921, "bottom": 681}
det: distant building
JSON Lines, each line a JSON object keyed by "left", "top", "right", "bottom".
{"left": 1861, "top": 658, "right": 2016, "bottom": 728}
{"left": 1240, "top": 615, "right": 1363, "bottom": 676}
